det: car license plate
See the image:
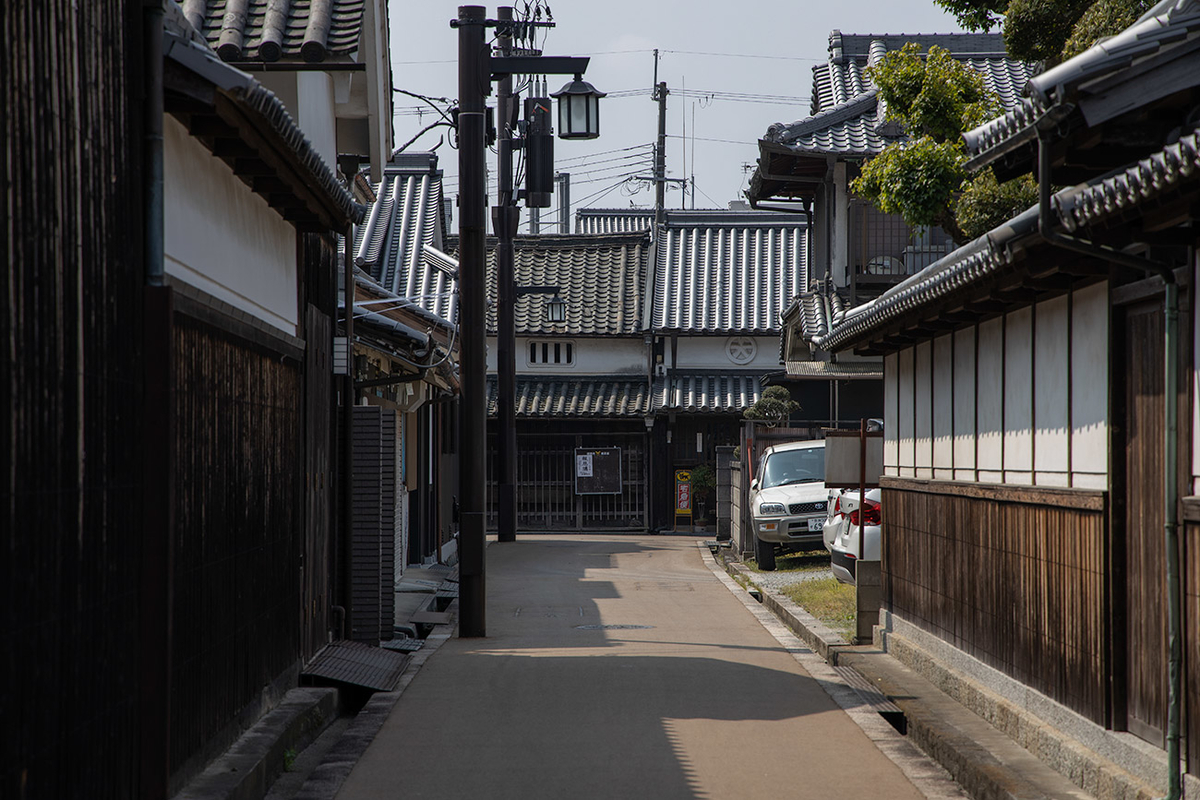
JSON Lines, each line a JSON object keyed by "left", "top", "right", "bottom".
{"left": 808, "top": 518, "right": 823, "bottom": 531}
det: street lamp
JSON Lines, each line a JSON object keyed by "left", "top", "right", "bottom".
{"left": 545, "top": 294, "right": 567, "bottom": 323}
{"left": 552, "top": 75, "right": 606, "bottom": 140}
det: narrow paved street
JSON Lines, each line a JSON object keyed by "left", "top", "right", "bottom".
{"left": 337, "top": 535, "right": 960, "bottom": 799}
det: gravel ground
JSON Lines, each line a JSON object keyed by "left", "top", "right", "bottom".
{"left": 744, "top": 566, "right": 833, "bottom": 594}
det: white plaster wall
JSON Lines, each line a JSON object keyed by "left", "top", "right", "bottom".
{"left": 1034, "top": 295, "right": 1070, "bottom": 486}
{"left": 952, "top": 326, "right": 977, "bottom": 480}
{"left": 1004, "top": 306, "right": 1033, "bottom": 484}
{"left": 486, "top": 336, "right": 645, "bottom": 375}
{"left": 898, "top": 347, "right": 915, "bottom": 477}
{"left": 164, "top": 117, "right": 298, "bottom": 334}
{"left": 1072, "top": 281, "right": 1109, "bottom": 490}
{"left": 914, "top": 341, "right": 933, "bottom": 478}
{"left": 673, "top": 336, "right": 781, "bottom": 370}
{"left": 297, "top": 72, "right": 338, "bottom": 170}
{"left": 933, "top": 334, "right": 954, "bottom": 479}
{"left": 976, "top": 317, "right": 1004, "bottom": 482}
{"left": 884, "top": 352, "right": 899, "bottom": 476}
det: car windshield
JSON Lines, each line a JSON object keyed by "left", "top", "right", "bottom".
{"left": 760, "top": 446, "right": 825, "bottom": 489}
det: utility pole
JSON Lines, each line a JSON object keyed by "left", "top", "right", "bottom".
{"left": 495, "top": 6, "right": 519, "bottom": 544}
{"left": 654, "top": 81, "right": 668, "bottom": 229}
{"left": 455, "top": 5, "right": 488, "bottom": 637}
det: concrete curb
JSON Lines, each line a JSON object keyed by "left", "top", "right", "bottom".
{"left": 175, "top": 688, "right": 340, "bottom": 800}
{"left": 292, "top": 606, "right": 458, "bottom": 800}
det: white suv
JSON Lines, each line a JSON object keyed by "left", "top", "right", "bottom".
{"left": 748, "top": 440, "right": 826, "bottom": 570}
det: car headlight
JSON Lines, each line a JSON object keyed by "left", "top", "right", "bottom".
{"left": 758, "top": 502, "right": 786, "bottom": 515}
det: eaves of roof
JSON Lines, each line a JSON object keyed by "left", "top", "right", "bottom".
{"left": 816, "top": 126, "right": 1200, "bottom": 353}
{"left": 660, "top": 372, "right": 763, "bottom": 414}
{"left": 486, "top": 376, "right": 657, "bottom": 418}
{"left": 162, "top": 29, "right": 365, "bottom": 231}
{"left": 964, "top": 0, "right": 1200, "bottom": 168}
{"left": 784, "top": 360, "right": 883, "bottom": 379}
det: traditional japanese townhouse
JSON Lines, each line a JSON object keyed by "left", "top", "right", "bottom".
{"left": 574, "top": 207, "right": 807, "bottom": 529}
{"left": 352, "top": 152, "right": 461, "bottom": 570}
{"left": 815, "top": 1, "right": 1200, "bottom": 794}
{"left": 183, "top": 0, "right": 393, "bottom": 180}
{"left": 747, "top": 32, "right": 1034, "bottom": 427}
{"left": 163, "top": 9, "right": 385, "bottom": 791}
{"left": 480, "top": 231, "right": 657, "bottom": 531}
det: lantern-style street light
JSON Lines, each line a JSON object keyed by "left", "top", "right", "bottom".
{"left": 552, "top": 74, "right": 606, "bottom": 140}
{"left": 545, "top": 294, "right": 567, "bottom": 323}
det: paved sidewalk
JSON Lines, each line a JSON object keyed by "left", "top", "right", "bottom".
{"left": 335, "top": 535, "right": 962, "bottom": 800}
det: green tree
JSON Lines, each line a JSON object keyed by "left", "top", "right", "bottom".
{"left": 935, "top": 0, "right": 1152, "bottom": 65}
{"left": 850, "top": 43, "right": 1035, "bottom": 245}
{"left": 743, "top": 385, "right": 800, "bottom": 427}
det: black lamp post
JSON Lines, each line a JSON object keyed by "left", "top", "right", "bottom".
{"left": 453, "top": 5, "right": 600, "bottom": 635}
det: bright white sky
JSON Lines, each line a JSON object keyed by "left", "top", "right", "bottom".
{"left": 387, "top": 1, "right": 967, "bottom": 228}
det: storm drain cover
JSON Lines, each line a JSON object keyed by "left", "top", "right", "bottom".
{"left": 575, "top": 624, "right": 654, "bottom": 630}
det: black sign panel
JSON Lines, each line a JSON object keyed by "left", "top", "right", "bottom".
{"left": 574, "top": 448, "right": 622, "bottom": 495}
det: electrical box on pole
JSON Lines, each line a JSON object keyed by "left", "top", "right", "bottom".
{"left": 524, "top": 96, "right": 554, "bottom": 208}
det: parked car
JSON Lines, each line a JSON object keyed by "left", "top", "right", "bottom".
{"left": 749, "top": 440, "right": 826, "bottom": 570}
{"left": 822, "top": 487, "right": 881, "bottom": 585}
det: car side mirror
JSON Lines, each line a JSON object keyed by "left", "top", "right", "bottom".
{"left": 750, "top": 479, "right": 759, "bottom": 491}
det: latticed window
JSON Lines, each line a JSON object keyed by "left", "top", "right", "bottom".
{"left": 527, "top": 340, "right": 575, "bottom": 366}
{"left": 847, "top": 198, "right": 953, "bottom": 278}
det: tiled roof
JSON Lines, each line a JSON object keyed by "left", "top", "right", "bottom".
{"left": 963, "top": 0, "right": 1200, "bottom": 167}
{"left": 576, "top": 209, "right": 655, "bottom": 234}
{"left": 162, "top": 21, "right": 364, "bottom": 230}
{"left": 784, "top": 360, "right": 882, "bottom": 379}
{"left": 486, "top": 376, "right": 656, "bottom": 418}
{"left": 652, "top": 211, "right": 807, "bottom": 334}
{"left": 499, "top": 233, "right": 649, "bottom": 336}
{"left": 183, "top": 0, "right": 365, "bottom": 63}
{"left": 353, "top": 155, "right": 455, "bottom": 323}
{"left": 762, "top": 33, "right": 1035, "bottom": 161}
{"left": 788, "top": 289, "right": 849, "bottom": 342}
{"left": 1055, "top": 129, "right": 1200, "bottom": 233}
{"left": 811, "top": 31, "right": 1013, "bottom": 113}
{"left": 816, "top": 124, "right": 1200, "bottom": 352}
{"left": 660, "top": 373, "right": 762, "bottom": 414}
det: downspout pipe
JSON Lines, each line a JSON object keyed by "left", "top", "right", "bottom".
{"left": 1037, "top": 129, "right": 1182, "bottom": 800}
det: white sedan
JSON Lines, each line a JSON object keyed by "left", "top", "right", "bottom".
{"left": 822, "top": 487, "right": 881, "bottom": 585}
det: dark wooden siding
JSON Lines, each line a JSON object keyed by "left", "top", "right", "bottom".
{"left": 349, "top": 405, "right": 399, "bottom": 643}
{"left": 170, "top": 315, "right": 304, "bottom": 775}
{"left": 882, "top": 479, "right": 1109, "bottom": 724}
{"left": 303, "top": 303, "right": 333, "bottom": 658}
{"left": 2, "top": 1, "right": 145, "bottom": 796}
{"left": 1186, "top": 518, "right": 1200, "bottom": 776}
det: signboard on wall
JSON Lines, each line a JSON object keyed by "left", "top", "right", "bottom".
{"left": 575, "top": 448, "right": 622, "bottom": 495}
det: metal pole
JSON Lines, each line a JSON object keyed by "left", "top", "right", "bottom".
{"left": 342, "top": 226, "right": 356, "bottom": 639}
{"left": 557, "top": 172, "right": 570, "bottom": 233}
{"left": 496, "top": 6, "right": 518, "bottom": 544}
{"left": 456, "top": 5, "right": 488, "bottom": 636}
{"left": 857, "top": 417, "right": 866, "bottom": 574}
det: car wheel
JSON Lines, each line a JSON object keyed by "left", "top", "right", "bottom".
{"left": 755, "top": 535, "right": 776, "bottom": 571}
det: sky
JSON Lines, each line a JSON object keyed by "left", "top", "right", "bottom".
{"left": 387, "top": 0, "right": 969, "bottom": 230}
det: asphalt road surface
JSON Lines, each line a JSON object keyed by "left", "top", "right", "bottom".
{"left": 336, "top": 535, "right": 965, "bottom": 799}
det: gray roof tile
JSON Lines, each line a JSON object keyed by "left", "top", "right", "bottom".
{"left": 660, "top": 373, "right": 762, "bottom": 413}
{"left": 652, "top": 211, "right": 808, "bottom": 334}
{"left": 185, "top": 0, "right": 365, "bottom": 63}
{"left": 487, "top": 376, "right": 657, "bottom": 418}
{"left": 576, "top": 209, "right": 655, "bottom": 234}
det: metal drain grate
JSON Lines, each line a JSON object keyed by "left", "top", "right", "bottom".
{"left": 575, "top": 624, "right": 654, "bottom": 630}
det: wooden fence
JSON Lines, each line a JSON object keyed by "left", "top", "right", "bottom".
{"left": 882, "top": 478, "right": 1109, "bottom": 724}
{"left": 2, "top": 1, "right": 145, "bottom": 796}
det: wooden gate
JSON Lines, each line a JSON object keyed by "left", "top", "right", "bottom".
{"left": 488, "top": 430, "right": 648, "bottom": 531}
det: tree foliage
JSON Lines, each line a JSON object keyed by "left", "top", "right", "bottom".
{"left": 851, "top": 44, "right": 999, "bottom": 244}
{"left": 956, "top": 170, "right": 1039, "bottom": 240}
{"left": 743, "top": 386, "right": 800, "bottom": 427}
{"left": 935, "top": 0, "right": 1152, "bottom": 64}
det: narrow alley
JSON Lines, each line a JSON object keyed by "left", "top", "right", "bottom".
{"left": 336, "top": 536, "right": 963, "bottom": 799}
